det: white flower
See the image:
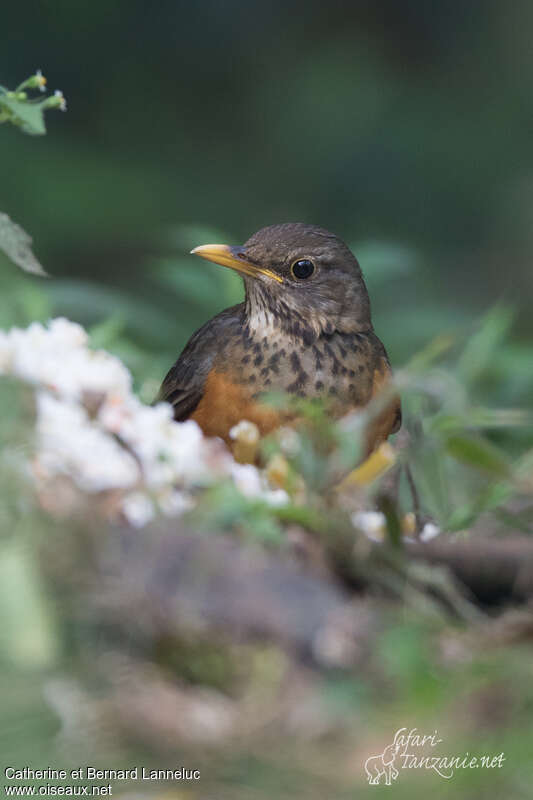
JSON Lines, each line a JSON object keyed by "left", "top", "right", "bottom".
{"left": 263, "top": 488, "right": 290, "bottom": 507}
{"left": 4, "top": 318, "right": 131, "bottom": 403}
{"left": 231, "top": 463, "right": 262, "bottom": 496}
{"left": 54, "top": 89, "right": 67, "bottom": 112}
{"left": 229, "top": 420, "right": 259, "bottom": 445}
{"left": 352, "top": 510, "right": 386, "bottom": 542}
{"left": 48, "top": 317, "right": 88, "bottom": 348}
{"left": 35, "top": 392, "right": 139, "bottom": 492}
{"left": 112, "top": 401, "right": 214, "bottom": 490}
{"left": 277, "top": 426, "right": 301, "bottom": 456}
{"left": 230, "top": 463, "right": 289, "bottom": 506}
{"left": 0, "top": 317, "right": 292, "bottom": 524}
{"left": 162, "top": 419, "right": 213, "bottom": 484}
{"left": 420, "top": 522, "right": 441, "bottom": 542}
{"left": 121, "top": 492, "right": 155, "bottom": 528}
{"left": 35, "top": 69, "right": 46, "bottom": 92}
{"left": 157, "top": 489, "right": 193, "bottom": 517}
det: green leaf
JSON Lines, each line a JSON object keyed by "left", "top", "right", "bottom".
{"left": 377, "top": 494, "right": 403, "bottom": 548}
{"left": 0, "top": 95, "right": 46, "bottom": 135}
{"left": 430, "top": 407, "right": 533, "bottom": 433}
{"left": 0, "top": 213, "right": 47, "bottom": 276}
{"left": 457, "top": 306, "right": 513, "bottom": 386}
{"left": 446, "top": 482, "right": 513, "bottom": 531}
{"left": 409, "top": 442, "right": 452, "bottom": 526}
{"left": 445, "top": 433, "right": 511, "bottom": 477}
{"left": 406, "top": 333, "right": 456, "bottom": 372}
{"left": 0, "top": 540, "right": 58, "bottom": 668}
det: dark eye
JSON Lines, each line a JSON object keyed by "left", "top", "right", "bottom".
{"left": 291, "top": 259, "right": 315, "bottom": 280}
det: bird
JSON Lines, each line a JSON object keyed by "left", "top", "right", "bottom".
{"left": 157, "top": 223, "right": 401, "bottom": 455}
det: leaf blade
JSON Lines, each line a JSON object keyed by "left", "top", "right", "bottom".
{"left": 0, "top": 213, "right": 47, "bottom": 276}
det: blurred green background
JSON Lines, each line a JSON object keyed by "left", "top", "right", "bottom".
{"left": 3, "top": 0, "right": 533, "bottom": 386}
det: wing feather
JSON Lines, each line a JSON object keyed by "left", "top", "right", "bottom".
{"left": 156, "top": 304, "right": 244, "bottom": 421}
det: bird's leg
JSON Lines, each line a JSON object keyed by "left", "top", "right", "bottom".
{"left": 378, "top": 457, "right": 401, "bottom": 500}
{"left": 405, "top": 463, "right": 423, "bottom": 536}
{"left": 376, "top": 428, "right": 423, "bottom": 537}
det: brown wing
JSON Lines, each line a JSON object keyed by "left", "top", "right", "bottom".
{"left": 364, "top": 333, "right": 401, "bottom": 454}
{"left": 156, "top": 304, "right": 244, "bottom": 421}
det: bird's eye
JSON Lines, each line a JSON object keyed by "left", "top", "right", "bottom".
{"left": 291, "top": 259, "right": 315, "bottom": 280}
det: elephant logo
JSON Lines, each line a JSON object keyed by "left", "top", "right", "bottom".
{"left": 364, "top": 737, "right": 402, "bottom": 785}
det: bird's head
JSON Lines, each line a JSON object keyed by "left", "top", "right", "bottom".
{"left": 191, "top": 223, "right": 372, "bottom": 342}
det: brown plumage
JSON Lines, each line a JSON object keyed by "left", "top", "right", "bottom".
{"left": 157, "top": 223, "right": 401, "bottom": 454}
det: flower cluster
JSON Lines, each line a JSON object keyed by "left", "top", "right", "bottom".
{"left": 47, "top": 89, "right": 67, "bottom": 112}
{"left": 0, "top": 70, "right": 67, "bottom": 135}
{"left": 352, "top": 510, "right": 440, "bottom": 543}
{"left": 0, "top": 318, "right": 287, "bottom": 526}
{"left": 17, "top": 69, "right": 47, "bottom": 93}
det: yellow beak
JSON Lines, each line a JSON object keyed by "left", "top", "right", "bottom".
{"left": 191, "top": 244, "right": 283, "bottom": 283}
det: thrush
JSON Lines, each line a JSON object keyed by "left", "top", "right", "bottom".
{"left": 157, "top": 223, "right": 401, "bottom": 453}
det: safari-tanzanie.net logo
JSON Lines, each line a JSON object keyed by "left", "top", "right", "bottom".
{"left": 364, "top": 728, "right": 505, "bottom": 786}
